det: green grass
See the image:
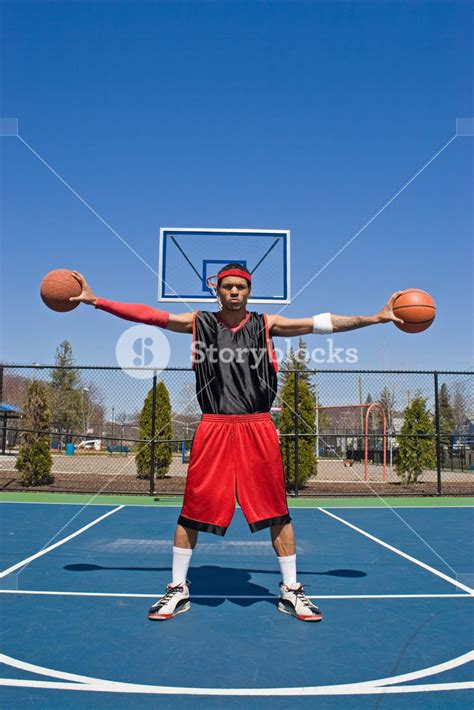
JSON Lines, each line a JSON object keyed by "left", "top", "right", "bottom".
{"left": 0, "top": 491, "right": 472, "bottom": 507}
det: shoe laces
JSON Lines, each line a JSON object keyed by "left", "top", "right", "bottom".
{"left": 289, "top": 584, "right": 313, "bottom": 607}
{"left": 158, "top": 581, "right": 188, "bottom": 605}
{"left": 162, "top": 586, "right": 180, "bottom": 602}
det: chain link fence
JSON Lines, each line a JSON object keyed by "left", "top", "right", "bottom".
{"left": 1, "top": 365, "right": 472, "bottom": 497}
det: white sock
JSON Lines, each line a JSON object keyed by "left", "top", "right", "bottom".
{"left": 172, "top": 546, "right": 193, "bottom": 585}
{"left": 277, "top": 553, "right": 297, "bottom": 586}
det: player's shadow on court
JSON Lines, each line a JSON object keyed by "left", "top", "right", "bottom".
{"left": 64, "top": 563, "right": 366, "bottom": 608}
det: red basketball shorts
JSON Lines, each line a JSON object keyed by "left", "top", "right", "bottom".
{"left": 178, "top": 412, "right": 291, "bottom": 536}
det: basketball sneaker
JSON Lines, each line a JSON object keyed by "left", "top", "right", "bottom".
{"left": 278, "top": 582, "right": 323, "bottom": 622}
{"left": 148, "top": 582, "right": 191, "bottom": 620}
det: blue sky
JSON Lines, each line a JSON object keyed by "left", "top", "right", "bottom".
{"left": 1, "top": 0, "right": 473, "bottom": 374}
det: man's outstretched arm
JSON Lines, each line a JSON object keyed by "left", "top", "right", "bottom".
{"left": 268, "top": 291, "right": 404, "bottom": 337}
{"left": 69, "top": 271, "right": 194, "bottom": 334}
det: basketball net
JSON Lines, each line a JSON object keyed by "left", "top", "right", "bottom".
{"left": 206, "top": 275, "right": 223, "bottom": 310}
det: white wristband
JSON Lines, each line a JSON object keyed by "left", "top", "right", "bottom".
{"left": 312, "top": 313, "right": 333, "bottom": 334}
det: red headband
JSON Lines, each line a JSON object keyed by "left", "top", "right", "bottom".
{"left": 217, "top": 269, "right": 252, "bottom": 284}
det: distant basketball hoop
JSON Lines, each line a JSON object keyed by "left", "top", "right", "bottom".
{"left": 316, "top": 403, "right": 387, "bottom": 481}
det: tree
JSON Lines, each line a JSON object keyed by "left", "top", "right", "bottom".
{"left": 451, "top": 381, "right": 469, "bottom": 428}
{"left": 81, "top": 382, "right": 105, "bottom": 437}
{"left": 49, "top": 341, "right": 82, "bottom": 443}
{"left": 439, "top": 382, "right": 456, "bottom": 445}
{"left": 375, "top": 386, "right": 396, "bottom": 431}
{"left": 279, "top": 339, "right": 317, "bottom": 489}
{"left": 396, "top": 397, "right": 436, "bottom": 485}
{"left": 16, "top": 380, "right": 54, "bottom": 486}
{"left": 136, "top": 381, "right": 173, "bottom": 480}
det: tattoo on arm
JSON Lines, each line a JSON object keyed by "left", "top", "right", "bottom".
{"left": 331, "top": 314, "right": 380, "bottom": 333}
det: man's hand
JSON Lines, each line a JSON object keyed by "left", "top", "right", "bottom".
{"left": 375, "top": 291, "right": 405, "bottom": 325}
{"left": 69, "top": 271, "right": 98, "bottom": 306}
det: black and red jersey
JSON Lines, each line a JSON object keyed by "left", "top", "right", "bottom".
{"left": 192, "top": 311, "right": 278, "bottom": 415}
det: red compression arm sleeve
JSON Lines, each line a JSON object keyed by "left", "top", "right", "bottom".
{"left": 94, "top": 298, "right": 170, "bottom": 328}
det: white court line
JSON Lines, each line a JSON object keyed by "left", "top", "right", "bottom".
{"left": 0, "top": 650, "right": 472, "bottom": 695}
{"left": 0, "top": 679, "right": 473, "bottom": 695}
{"left": 319, "top": 508, "right": 474, "bottom": 595}
{"left": 0, "top": 589, "right": 472, "bottom": 600}
{"left": 0, "top": 506, "right": 124, "bottom": 578}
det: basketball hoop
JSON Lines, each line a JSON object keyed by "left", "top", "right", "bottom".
{"left": 206, "top": 275, "right": 219, "bottom": 291}
{"left": 206, "top": 275, "right": 222, "bottom": 309}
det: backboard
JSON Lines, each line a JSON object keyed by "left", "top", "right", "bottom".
{"left": 158, "top": 228, "right": 291, "bottom": 304}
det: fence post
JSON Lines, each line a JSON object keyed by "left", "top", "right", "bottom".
{"left": 294, "top": 370, "right": 299, "bottom": 497}
{"left": 149, "top": 370, "right": 157, "bottom": 496}
{"left": 433, "top": 371, "right": 442, "bottom": 496}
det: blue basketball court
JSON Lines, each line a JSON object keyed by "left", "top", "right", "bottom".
{"left": 0, "top": 499, "right": 473, "bottom": 709}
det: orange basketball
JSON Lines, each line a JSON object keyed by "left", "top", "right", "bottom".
{"left": 40, "top": 269, "right": 82, "bottom": 312}
{"left": 393, "top": 289, "right": 436, "bottom": 333}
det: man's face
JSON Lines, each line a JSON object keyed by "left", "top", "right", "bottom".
{"left": 217, "top": 276, "right": 251, "bottom": 310}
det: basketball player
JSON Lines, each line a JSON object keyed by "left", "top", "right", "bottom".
{"left": 71, "top": 267, "right": 403, "bottom": 622}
